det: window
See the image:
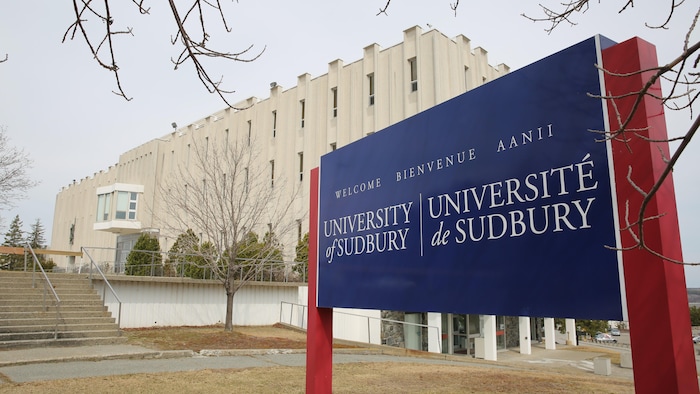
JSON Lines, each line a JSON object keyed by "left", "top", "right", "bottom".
{"left": 330, "top": 143, "right": 337, "bottom": 152}
{"left": 96, "top": 193, "right": 111, "bottom": 222}
{"left": 96, "top": 189, "right": 139, "bottom": 222}
{"left": 115, "top": 191, "right": 138, "bottom": 220}
{"left": 367, "top": 73, "right": 375, "bottom": 106}
{"left": 409, "top": 57, "right": 418, "bottom": 92}
{"left": 225, "top": 128, "right": 229, "bottom": 145}
{"left": 298, "top": 152, "right": 304, "bottom": 181}
{"left": 300, "top": 100, "right": 305, "bottom": 128}
{"left": 270, "top": 160, "right": 275, "bottom": 187}
{"left": 331, "top": 87, "right": 338, "bottom": 117}
{"left": 272, "top": 111, "right": 277, "bottom": 138}
{"left": 297, "top": 220, "right": 302, "bottom": 243}
{"left": 247, "top": 120, "right": 252, "bottom": 146}
{"left": 244, "top": 167, "right": 249, "bottom": 194}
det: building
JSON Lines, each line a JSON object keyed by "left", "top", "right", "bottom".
{"left": 51, "top": 25, "right": 508, "bottom": 269}
{"left": 51, "top": 26, "right": 560, "bottom": 358}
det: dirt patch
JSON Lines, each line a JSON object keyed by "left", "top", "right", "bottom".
{"left": 123, "top": 323, "right": 312, "bottom": 352}
{"left": 0, "top": 325, "right": 635, "bottom": 393}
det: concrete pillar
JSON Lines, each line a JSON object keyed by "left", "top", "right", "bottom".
{"left": 483, "top": 315, "right": 497, "bottom": 361}
{"left": 427, "top": 312, "right": 441, "bottom": 354}
{"left": 544, "top": 317, "right": 556, "bottom": 350}
{"left": 565, "top": 318, "right": 577, "bottom": 346}
{"left": 519, "top": 316, "right": 531, "bottom": 355}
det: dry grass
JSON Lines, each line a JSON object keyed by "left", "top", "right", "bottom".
{"left": 0, "top": 325, "right": 635, "bottom": 393}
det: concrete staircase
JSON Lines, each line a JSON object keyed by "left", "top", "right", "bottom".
{"left": 0, "top": 271, "right": 126, "bottom": 349}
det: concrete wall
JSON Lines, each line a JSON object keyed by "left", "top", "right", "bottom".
{"left": 92, "top": 276, "right": 381, "bottom": 346}
{"left": 92, "top": 276, "right": 302, "bottom": 328}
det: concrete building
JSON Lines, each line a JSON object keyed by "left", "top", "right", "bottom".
{"left": 50, "top": 26, "right": 577, "bottom": 359}
{"left": 51, "top": 25, "right": 508, "bottom": 269}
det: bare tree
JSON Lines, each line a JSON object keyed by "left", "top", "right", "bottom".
{"left": 522, "top": 1, "right": 699, "bottom": 264}
{"left": 64, "top": 1, "right": 263, "bottom": 106}
{"left": 0, "top": 126, "right": 37, "bottom": 211}
{"left": 159, "top": 134, "right": 298, "bottom": 331}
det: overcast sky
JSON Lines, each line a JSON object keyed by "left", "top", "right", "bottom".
{"left": 1, "top": 1, "right": 698, "bottom": 284}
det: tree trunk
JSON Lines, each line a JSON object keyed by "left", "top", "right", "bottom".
{"left": 224, "top": 286, "right": 235, "bottom": 331}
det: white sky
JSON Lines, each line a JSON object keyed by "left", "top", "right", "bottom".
{"left": 1, "top": 1, "right": 699, "bottom": 284}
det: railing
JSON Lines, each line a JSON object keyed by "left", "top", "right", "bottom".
{"left": 279, "top": 301, "right": 442, "bottom": 353}
{"left": 80, "top": 246, "right": 307, "bottom": 283}
{"left": 81, "top": 248, "right": 123, "bottom": 330}
{"left": 26, "top": 243, "right": 61, "bottom": 340}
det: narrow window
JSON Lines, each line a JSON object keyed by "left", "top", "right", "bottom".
{"left": 330, "top": 143, "right": 337, "bottom": 152}
{"left": 331, "top": 87, "right": 338, "bottom": 117}
{"left": 247, "top": 120, "right": 252, "bottom": 146}
{"left": 297, "top": 220, "right": 302, "bottom": 243}
{"left": 272, "top": 111, "right": 277, "bottom": 138}
{"left": 244, "top": 167, "right": 249, "bottom": 194}
{"left": 128, "top": 192, "right": 137, "bottom": 220}
{"left": 409, "top": 57, "right": 418, "bottom": 92}
{"left": 225, "top": 128, "right": 229, "bottom": 145}
{"left": 270, "top": 160, "right": 275, "bottom": 188}
{"left": 300, "top": 100, "right": 305, "bottom": 128}
{"left": 298, "top": 152, "right": 304, "bottom": 181}
{"left": 367, "top": 73, "right": 375, "bottom": 106}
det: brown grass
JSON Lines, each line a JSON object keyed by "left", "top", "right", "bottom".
{"left": 0, "top": 325, "right": 635, "bottom": 393}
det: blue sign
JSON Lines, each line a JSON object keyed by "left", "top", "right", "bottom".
{"left": 318, "top": 36, "right": 624, "bottom": 320}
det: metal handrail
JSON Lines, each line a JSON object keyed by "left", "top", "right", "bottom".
{"left": 25, "top": 243, "right": 61, "bottom": 339}
{"left": 81, "top": 247, "right": 123, "bottom": 329}
{"left": 81, "top": 246, "right": 307, "bottom": 283}
{"left": 279, "top": 301, "right": 442, "bottom": 353}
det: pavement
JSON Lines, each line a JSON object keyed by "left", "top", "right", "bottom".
{"left": 0, "top": 342, "right": 637, "bottom": 384}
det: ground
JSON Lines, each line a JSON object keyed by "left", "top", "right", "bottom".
{"left": 0, "top": 324, "right": 635, "bottom": 393}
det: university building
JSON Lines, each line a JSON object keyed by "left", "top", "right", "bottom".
{"left": 51, "top": 26, "right": 573, "bottom": 358}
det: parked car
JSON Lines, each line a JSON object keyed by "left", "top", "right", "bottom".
{"left": 595, "top": 333, "right": 617, "bottom": 343}
{"left": 610, "top": 328, "right": 621, "bottom": 336}
{"left": 693, "top": 335, "right": 700, "bottom": 344}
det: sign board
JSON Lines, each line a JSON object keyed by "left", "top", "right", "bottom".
{"left": 318, "top": 36, "right": 626, "bottom": 320}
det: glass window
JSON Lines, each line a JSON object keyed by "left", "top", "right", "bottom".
{"left": 368, "top": 73, "right": 375, "bottom": 105}
{"left": 96, "top": 193, "right": 111, "bottom": 222}
{"left": 115, "top": 191, "right": 129, "bottom": 220}
{"left": 331, "top": 87, "right": 338, "bottom": 117}
{"left": 272, "top": 111, "right": 277, "bottom": 138}
{"left": 300, "top": 100, "right": 305, "bottom": 128}
{"left": 409, "top": 57, "right": 418, "bottom": 92}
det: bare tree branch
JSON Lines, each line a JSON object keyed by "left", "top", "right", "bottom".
{"left": 528, "top": 1, "right": 699, "bottom": 265}
{"left": 65, "top": 1, "right": 263, "bottom": 106}
{"left": 158, "top": 132, "right": 299, "bottom": 330}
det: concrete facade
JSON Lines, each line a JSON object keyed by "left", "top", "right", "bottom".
{"left": 50, "top": 26, "right": 509, "bottom": 270}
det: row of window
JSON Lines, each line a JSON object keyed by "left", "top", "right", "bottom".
{"left": 96, "top": 191, "right": 138, "bottom": 222}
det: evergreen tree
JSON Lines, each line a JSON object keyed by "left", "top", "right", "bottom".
{"left": 27, "top": 218, "right": 45, "bottom": 249}
{"left": 168, "top": 229, "right": 210, "bottom": 279}
{"left": 1, "top": 215, "right": 24, "bottom": 270}
{"left": 293, "top": 232, "right": 309, "bottom": 281}
{"left": 125, "top": 233, "right": 162, "bottom": 276}
{"left": 26, "top": 219, "right": 55, "bottom": 270}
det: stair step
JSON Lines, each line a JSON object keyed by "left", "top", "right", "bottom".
{"left": 0, "top": 329, "right": 121, "bottom": 341}
{"left": 0, "top": 318, "right": 116, "bottom": 328}
{"left": 0, "top": 270, "right": 122, "bottom": 350}
{"left": 0, "top": 336, "right": 128, "bottom": 350}
{"left": 0, "top": 310, "right": 112, "bottom": 319}
{"left": 0, "top": 305, "right": 108, "bottom": 313}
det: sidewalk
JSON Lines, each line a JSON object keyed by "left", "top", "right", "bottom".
{"left": 0, "top": 342, "right": 636, "bottom": 384}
